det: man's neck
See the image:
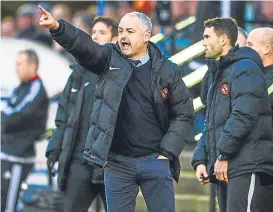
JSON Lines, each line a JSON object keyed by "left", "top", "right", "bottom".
{"left": 24, "top": 74, "right": 39, "bottom": 82}
{"left": 215, "top": 46, "right": 233, "bottom": 61}
{"left": 263, "top": 56, "right": 273, "bottom": 67}
{"left": 130, "top": 47, "right": 148, "bottom": 60}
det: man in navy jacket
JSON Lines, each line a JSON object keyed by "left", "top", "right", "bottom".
{"left": 192, "top": 18, "right": 273, "bottom": 212}
{"left": 1, "top": 49, "right": 48, "bottom": 212}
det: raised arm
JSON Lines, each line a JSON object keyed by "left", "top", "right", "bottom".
{"left": 38, "top": 5, "right": 111, "bottom": 75}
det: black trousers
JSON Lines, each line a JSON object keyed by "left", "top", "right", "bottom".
{"left": 63, "top": 162, "right": 106, "bottom": 212}
{"left": 255, "top": 183, "right": 273, "bottom": 212}
{"left": 217, "top": 173, "right": 273, "bottom": 212}
{"left": 1, "top": 160, "right": 33, "bottom": 212}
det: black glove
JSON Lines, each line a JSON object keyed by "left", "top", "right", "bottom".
{"left": 47, "top": 151, "right": 60, "bottom": 177}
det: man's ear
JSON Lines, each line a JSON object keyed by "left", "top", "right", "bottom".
{"left": 263, "top": 44, "right": 270, "bottom": 55}
{"left": 220, "top": 34, "right": 227, "bottom": 46}
{"left": 144, "top": 31, "right": 151, "bottom": 42}
{"left": 111, "top": 36, "right": 118, "bottom": 44}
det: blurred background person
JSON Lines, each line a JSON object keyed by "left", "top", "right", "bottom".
{"left": 171, "top": 1, "right": 198, "bottom": 22}
{"left": 72, "top": 12, "right": 95, "bottom": 35}
{"left": 32, "top": 3, "right": 53, "bottom": 33}
{"left": 50, "top": 3, "right": 75, "bottom": 63}
{"left": 45, "top": 17, "right": 118, "bottom": 212}
{"left": 1, "top": 16, "right": 16, "bottom": 37}
{"left": 258, "top": 1, "right": 273, "bottom": 23}
{"left": 15, "top": 3, "right": 38, "bottom": 39}
{"left": 12, "top": 2, "right": 54, "bottom": 48}
{"left": 236, "top": 26, "right": 248, "bottom": 47}
{"left": 51, "top": 3, "right": 72, "bottom": 23}
{"left": 1, "top": 49, "right": 49, "bottom": 212}
{"left": 33, "top": 32, "right": 54, "bottom": 49}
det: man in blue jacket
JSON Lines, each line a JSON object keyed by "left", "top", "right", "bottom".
{"left": 39, "top": 5, "right": 194, "bottom": 212}
{"left": 192, "top": 18, "right": 273, "bottom": 212}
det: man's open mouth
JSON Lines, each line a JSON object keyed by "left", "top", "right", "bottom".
{"left": 121, "top": 41, "right": 131, "bottom": 50}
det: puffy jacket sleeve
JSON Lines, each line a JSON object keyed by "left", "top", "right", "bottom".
{"left": 266, "top": 71, "right": 273, "bottom": 126}
{"left": 191, "top": 126, "right": 207, "bottom": 170}
{"left": 50, "top": 20, "right": 111, "bottom": 75}
{"left": 45, "top": 74, "right": 72, "bottom": 157}
{"left": 160, "top": 64, "right": 195, "bottom": 157}
{"left": 200, "top": 71, "right": 210, "bottom": 105}
{"left": 269, "top": 89, "right": 273, "bottom": 126}
{"left": 217, "top": 60, "right": 266, "bottom": 156}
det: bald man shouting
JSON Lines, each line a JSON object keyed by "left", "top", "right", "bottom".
{"left": 247, "top": 27, "right": 273, "bottom": 212}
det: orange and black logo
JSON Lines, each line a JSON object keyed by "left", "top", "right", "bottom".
{"left": 221, "top": 83, "right": 229, "bottom": 96}
{"left": 161, "top": 88, "right": 168, "bottom": 99}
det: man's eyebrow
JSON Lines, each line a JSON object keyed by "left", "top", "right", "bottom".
{"left": 118, "top": 27, "right": 135, "bottom": 31}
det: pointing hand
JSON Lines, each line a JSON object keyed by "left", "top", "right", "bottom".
{"left": 38, "top": 5, "right": 59, "bottom": 30}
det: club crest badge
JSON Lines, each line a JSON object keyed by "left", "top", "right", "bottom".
{"left": 161, "top": 88, "right": 168, "bottom": 99}
{"left": 221, "top": 83, "right": 229, "bottom": 96}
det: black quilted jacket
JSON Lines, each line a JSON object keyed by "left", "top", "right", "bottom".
{"left": 50, "top": 20, "right": 195, "bottom": 182}
{"left": 192, "top": 46, "right": 273, "bottom": 179}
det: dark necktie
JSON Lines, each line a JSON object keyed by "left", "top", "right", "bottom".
{"left": 129, "top": 59, "right": 141, "bottom": 67}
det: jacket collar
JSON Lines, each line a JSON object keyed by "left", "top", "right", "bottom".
{"left": 205, "top": 45, "right": 239, "bottom": 73}
{"left": 129, "top": 51, "right": 150, "bottom": 66}
{"left": 264, "top": 64, "right": 273, "bottom": 75}
{"left": 147, "top": 41, "right": 165, "bottom": 69}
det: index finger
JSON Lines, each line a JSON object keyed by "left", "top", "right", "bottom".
{"left": 201, "top": 179, "right": 210, "bottom": 185}
{"left": 224, "top": 170, "right": 228, "bottom": 183}
{"left": 38, "top": 5, "right": 49, "bottom": 16}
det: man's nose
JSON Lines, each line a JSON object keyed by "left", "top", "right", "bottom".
{"left": 121, "top": 35, "right": 128, "bottom": 41}
{"left": 92, "top": 33, "right": 98, "bottom": 40}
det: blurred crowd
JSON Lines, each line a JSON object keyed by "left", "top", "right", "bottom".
{"left": 1, "top": 1, "right": 198, "bottom": 64}
{"left": 2, "top": 1, "right": 273, "bottom": 63}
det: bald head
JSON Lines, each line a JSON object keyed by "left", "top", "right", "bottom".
{"left": 248, "top": 27, "right": 273, "bottom": 46}
{"left": 247, "top": 27, "right": 273, "bottom": 66}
